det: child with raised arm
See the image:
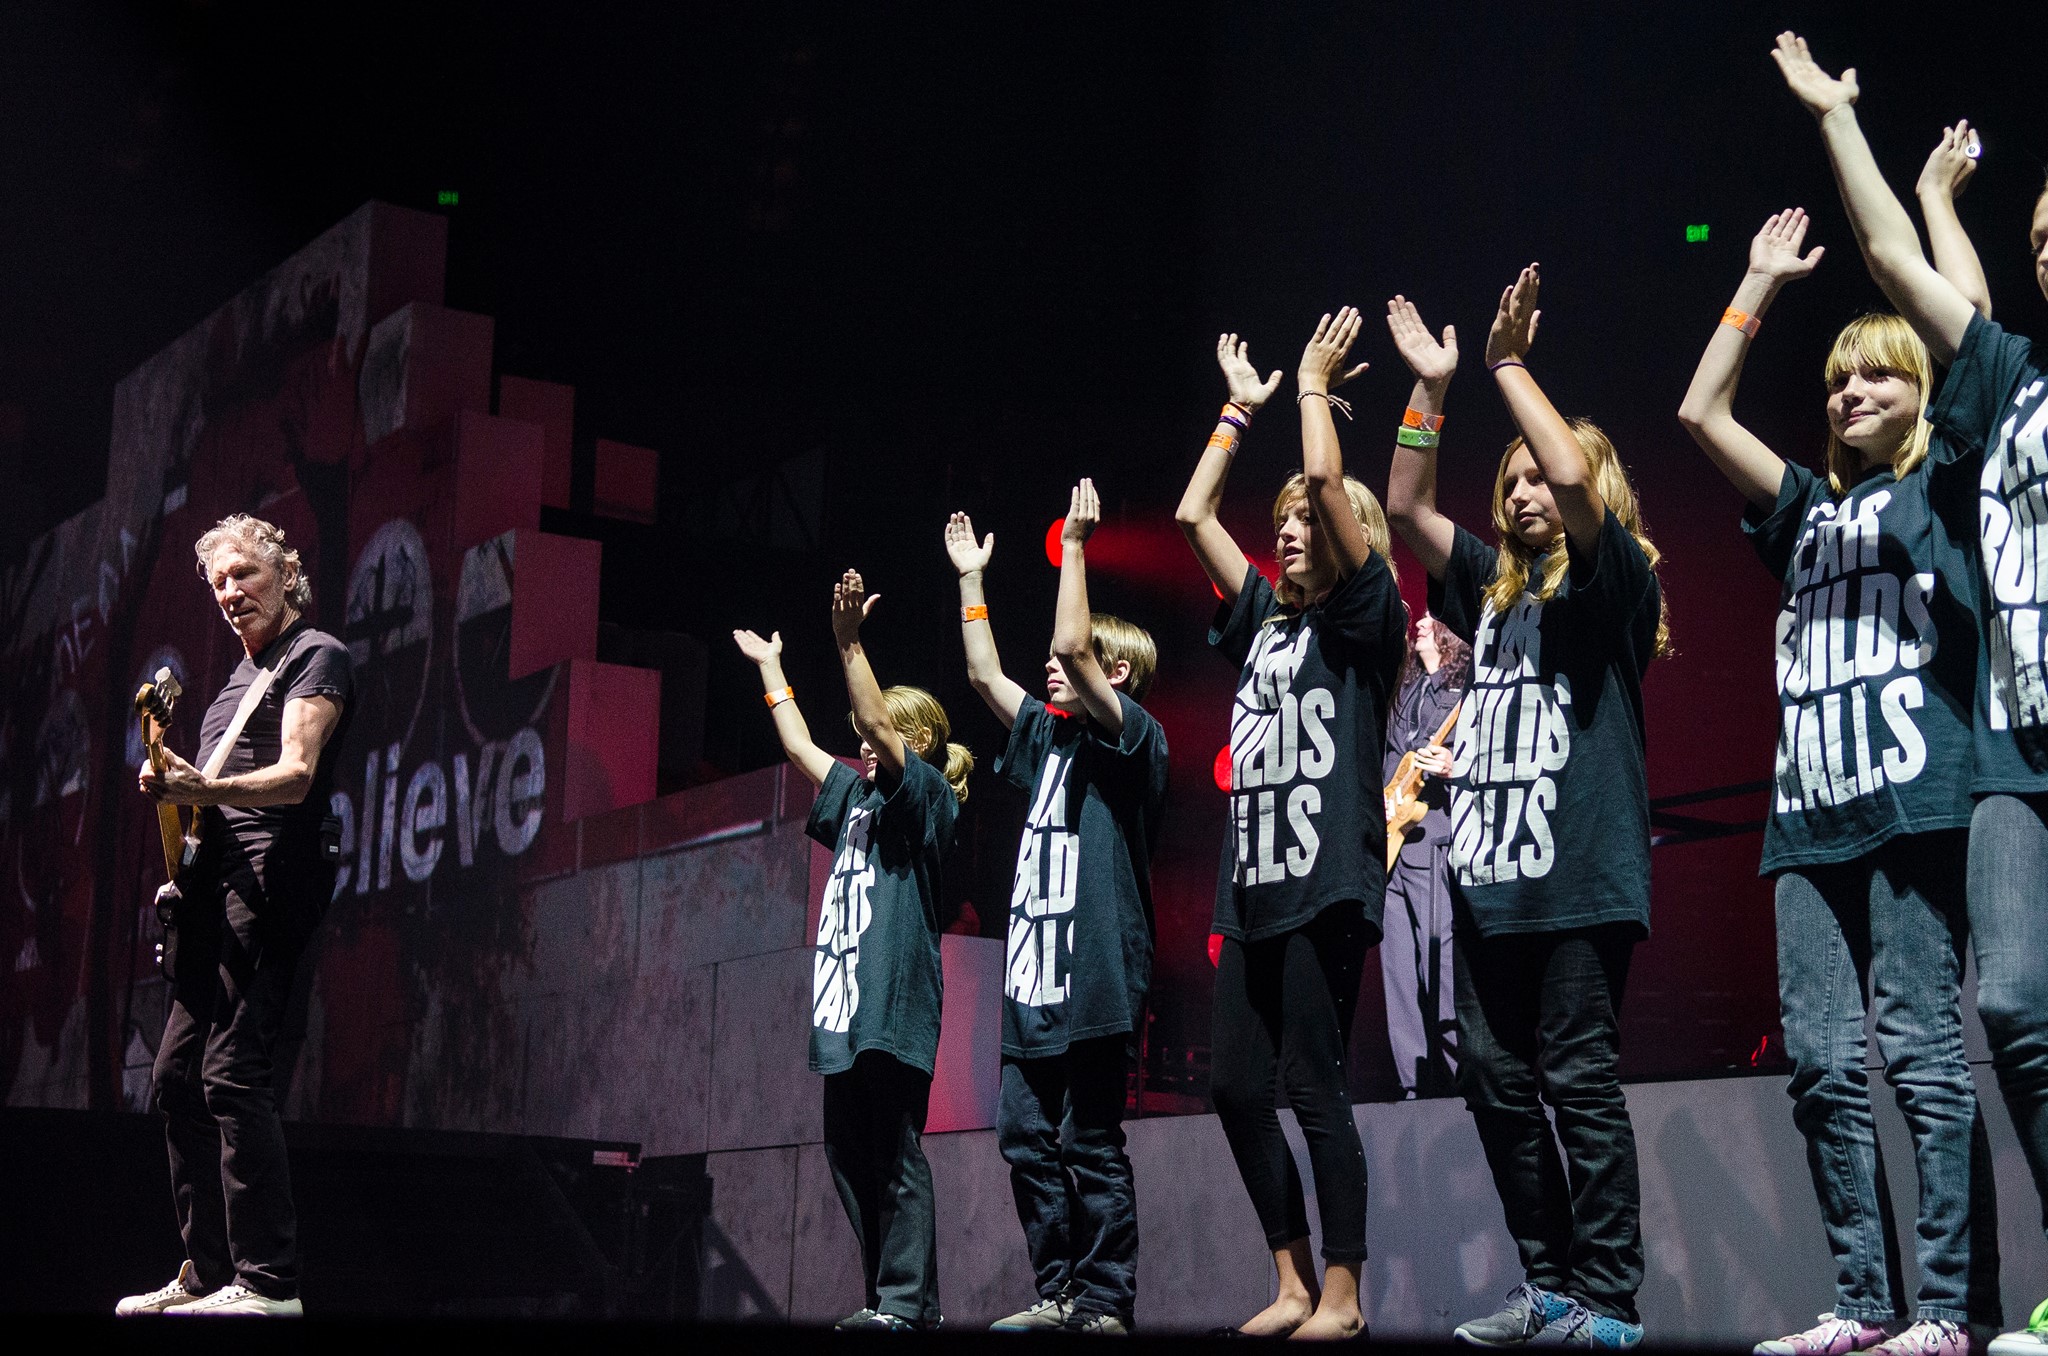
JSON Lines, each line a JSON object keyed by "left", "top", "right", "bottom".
{"left": 1384, "top": 270, "right": 1668, "bottom": 1350}
{"left": 945, "top": 480, "right": 1169, "bottom": 1336}
{"left": 1175, "top": 313, "right": 1408, "bottom": 1340}
{"left": 1678, "top": 207, "right": 1996, "bottom": 1356}
{"left": 731, "top": 568, "right": 973, "bottom": 1334}
{"left": 1774, "top": 34, "right": 2048, "bottom": 1356}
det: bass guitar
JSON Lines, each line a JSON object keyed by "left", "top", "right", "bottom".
{"left": 1383, "top": 700, "right": 1461, "bottom": 874}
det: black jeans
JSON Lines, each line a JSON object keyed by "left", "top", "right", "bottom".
{"left": 1455, "top": 917, "right": 1642, "bottom": 1323}
{"left": 997, "top": 1037, "right": 1138, "bottom": 1319}
{"left": 151, "top": 864, "right": 316, "bottom": 1300}
{"left": 822, "top": 1051, "right": 940, "bottom": 1322}
{"left": 1209, "top": 904, "right": 1372, "bottom": 1263}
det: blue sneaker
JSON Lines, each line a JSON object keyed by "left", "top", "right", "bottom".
{"left": 1456, "top": 1284, "right": 1577, "bottom": 1345}
{"left": 1549, "top": 1302, "right": 1644, "bottom": 1349}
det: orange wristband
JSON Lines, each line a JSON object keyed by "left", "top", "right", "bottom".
{"left": 961, "top": 604, "right": 989, "bottom": 623}
{"left": 1402, "top": 407, "right": 1445, "bottom": 432}
{"left": 764, "top": 686, "right": 794, "bottom": 709}
{"left": 1721, "top": 307, "right": 1761, "bottom": 338}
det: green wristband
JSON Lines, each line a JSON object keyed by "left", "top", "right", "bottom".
{"left": 1396, "top": 426, "right": 1441, "bottom": 449}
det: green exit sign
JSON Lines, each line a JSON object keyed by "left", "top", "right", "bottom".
{"left": 437, "top": 190, "right": 460, "bottom": 207}
{"left": 1685, "top": 223, "right": 1709, "bottom": 243}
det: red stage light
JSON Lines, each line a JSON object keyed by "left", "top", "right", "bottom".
{"left": 1207, "top": 933, "right": 1223, "bottom": 968}
{"left": 1044, "top": 519, "right": 1065, "bottom": 567}
{"left": 1212, "top": 746, "right": 1231, "bottom": 792}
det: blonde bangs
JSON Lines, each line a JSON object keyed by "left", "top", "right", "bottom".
{"left": 1821, "top": 313, "right": 1934, "bottom": 494}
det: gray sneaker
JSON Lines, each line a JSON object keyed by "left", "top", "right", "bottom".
{"left": 991, "top": 1296, "right": 1071, "bottom": 1331}
{"left": 1064, "top": 1309, "right": 1130, "bottom": 1335}
{"left": 1456, "top": 1284, "right": 1575, "bottom": 1346}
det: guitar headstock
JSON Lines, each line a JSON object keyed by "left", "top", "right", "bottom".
{"left": 134, "top": 667, "right": 184, "bottom": 734}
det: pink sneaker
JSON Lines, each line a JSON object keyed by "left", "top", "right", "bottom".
{"left": 1870, "top": 1321, "right": 1969, "bottom": 1356}
{"left": 1755, "top": 1313, "right": 1894, "bottom": 1356}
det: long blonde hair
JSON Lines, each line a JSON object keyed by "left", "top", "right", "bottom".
{"left": 1486, "top": 419, "right": 1671, "bottom": 659}
{"left": 873, "top": 685, "right": 974, "bottom": 804}
{"left": 1271, "top": 472, "right": 1398, "bottom": 608}
{"left": 1822, "top": 313, "right": 1934, "bottom": 496}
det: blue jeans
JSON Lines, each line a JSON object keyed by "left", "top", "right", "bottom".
{"left": 1775, "top": 831, "right": 2000, "bottom": 1325}
{"left": 998, "top": 1038, "right": 1138, "bottom": 1320}
{"left": 1969, "top": 794, "right": 2048, "bottom": 1249}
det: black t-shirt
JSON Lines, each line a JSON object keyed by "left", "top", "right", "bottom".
{"left": 994, "top": 693, "right": 1170, "bottom": 1059}
{"left": 804, "top": 751, "right": 958, "bottom": 1077}
{"left": 1209, "top": 554, "right": 1406, "bottom": 943}
{"left": 1383, "top": 668, "right": 1464, "bottom": 866}
{"left": 194, "top": 619, "right": 353, "bottom": 873}
{"left": 1429, "top": 514, "right": 1659, "bottom": 937}
{"left": 1929, "top": 311, "right": 2048, "bottom": 793}
{"left": 1742, "top": 459, "right": 1977, "bottom": 870}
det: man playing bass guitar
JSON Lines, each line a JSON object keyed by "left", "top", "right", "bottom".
{"left": 119, "top": 515, "right": 351, "bottom": 1318}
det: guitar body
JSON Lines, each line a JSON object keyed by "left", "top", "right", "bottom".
{"left": 1383, "top": 700, "right": 1463, "bottom": 875}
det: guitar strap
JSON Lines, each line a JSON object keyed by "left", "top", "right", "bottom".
{"left": 198, "top": 627, "right": 305, "bottom": 780}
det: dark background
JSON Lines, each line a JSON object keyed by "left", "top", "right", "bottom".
{"left": 3, "top": 1, "right": 2043, "bottom": 1100}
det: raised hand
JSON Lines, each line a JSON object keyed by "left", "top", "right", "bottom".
{"left": 1298, "top": 307, "right": 1370, "bottom": 394}
{"left": 831, "top": 568, "right": 878, "bottom": 646}
{"left": 1772, "top": 31, "right": 1858, "bottom": 120}
{"left": 1061, "top": 478, "right": 1101, "bottom": 547}
{"left": 944, "top": 512, "right": 994, "bottom": 575}
{"left": 732, "top": 628, "right": 783, "bottom": 666}
{"left": 1386, "top": 296, "right": 1458, "bottom": 387}
{"left": 1217, "top": 333, "right": 1283, "bottom": 410}
{"left": 1748, "top": 209, "right": 1826, "bottom": 287}
{"left": 1916, "top": 121, "right": 1980, "bottom": 201}
{"left": 1484, "top": 265, "right": 1542, "bottom": 367}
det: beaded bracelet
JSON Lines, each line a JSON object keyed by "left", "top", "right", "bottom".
{"left": 960, "top": 604, "right": 989, "bottom": 623}
{"left": 764, "top": 686, "right": 795, "bottom": 709}
{"left": 1396, "top": 426, "right": 1441, "bottom": 449}
{"left": 1402, "top": 407, "right": 1445, "bottom": 432}
{"left": 1721, "top": 307, "right": 1761, "bottom": 338}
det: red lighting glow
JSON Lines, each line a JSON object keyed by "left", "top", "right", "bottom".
{"left": 1208, "top": 932, "right": 1224, "bottom": 968}
{"left": 1212, "top": 746, "right": 1231, "bottom": 792}
{"left": 1044, "top": 519, "right": 1065, "bottom": 567}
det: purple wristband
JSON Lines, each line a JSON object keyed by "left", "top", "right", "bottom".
{"left": 1488, "top": 358, "right": 1528, "bottom": 373}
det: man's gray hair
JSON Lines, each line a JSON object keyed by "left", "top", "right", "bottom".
{"left": 194, "top": 514, "right": 312, "bottom": 611}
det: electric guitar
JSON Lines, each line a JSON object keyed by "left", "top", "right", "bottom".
{"left": 134, "top": 668, "right": 200, "bottom": 880}
{"left": 1383, "top": 700, "right": 1461, "bottom": 874}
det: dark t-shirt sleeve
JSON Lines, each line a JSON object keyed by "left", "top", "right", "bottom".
{"left": 1317, "top": 550, "right": 1407, "bottom": 655}
{"left": 283, "top": 635, "right": 352, "bottom": 707}
{"left": 885, "top": 749, "right": 959, "bottom": 853}
{"left": 1565, "top": 509, "right": 1656, "bottom": 632}
{"left": 1209, "top": 562, "right": 1275, "bottom": 668}
{"left": 1932, "top": 311, "right": 2042, "bottom": 452}
{"left": 1742, "top": 461, "right": 1827, "bottom": 582}
{"left": 805, "top": 760, "right": 860, "bottom": 849}
{"left": 1100, "top": 693, "right": 1165, "bottom": 765}
{"left": 996, "top": 696, "right": 1057, "bottom": 793}
{"left": 1429, "top": 525, "right": 1499, "bottom": 645}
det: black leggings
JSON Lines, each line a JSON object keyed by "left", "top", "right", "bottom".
{"left": 1209, "top": 904, "right": 1373, "bottom": 1263}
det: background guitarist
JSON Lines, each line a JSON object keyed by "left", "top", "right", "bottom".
{"left": 1378, "top": 615, "right": 1468, "bottom": 1098}
{"left": 120, "top": 514, "right": 352, "bottom": 1318}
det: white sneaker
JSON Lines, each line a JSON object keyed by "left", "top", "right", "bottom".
{"left": 115, "top": 1261, "right": 212, "bottom": 1315}
{"left": 164, "top": 1283, "right": 304, "bottom": 1316}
